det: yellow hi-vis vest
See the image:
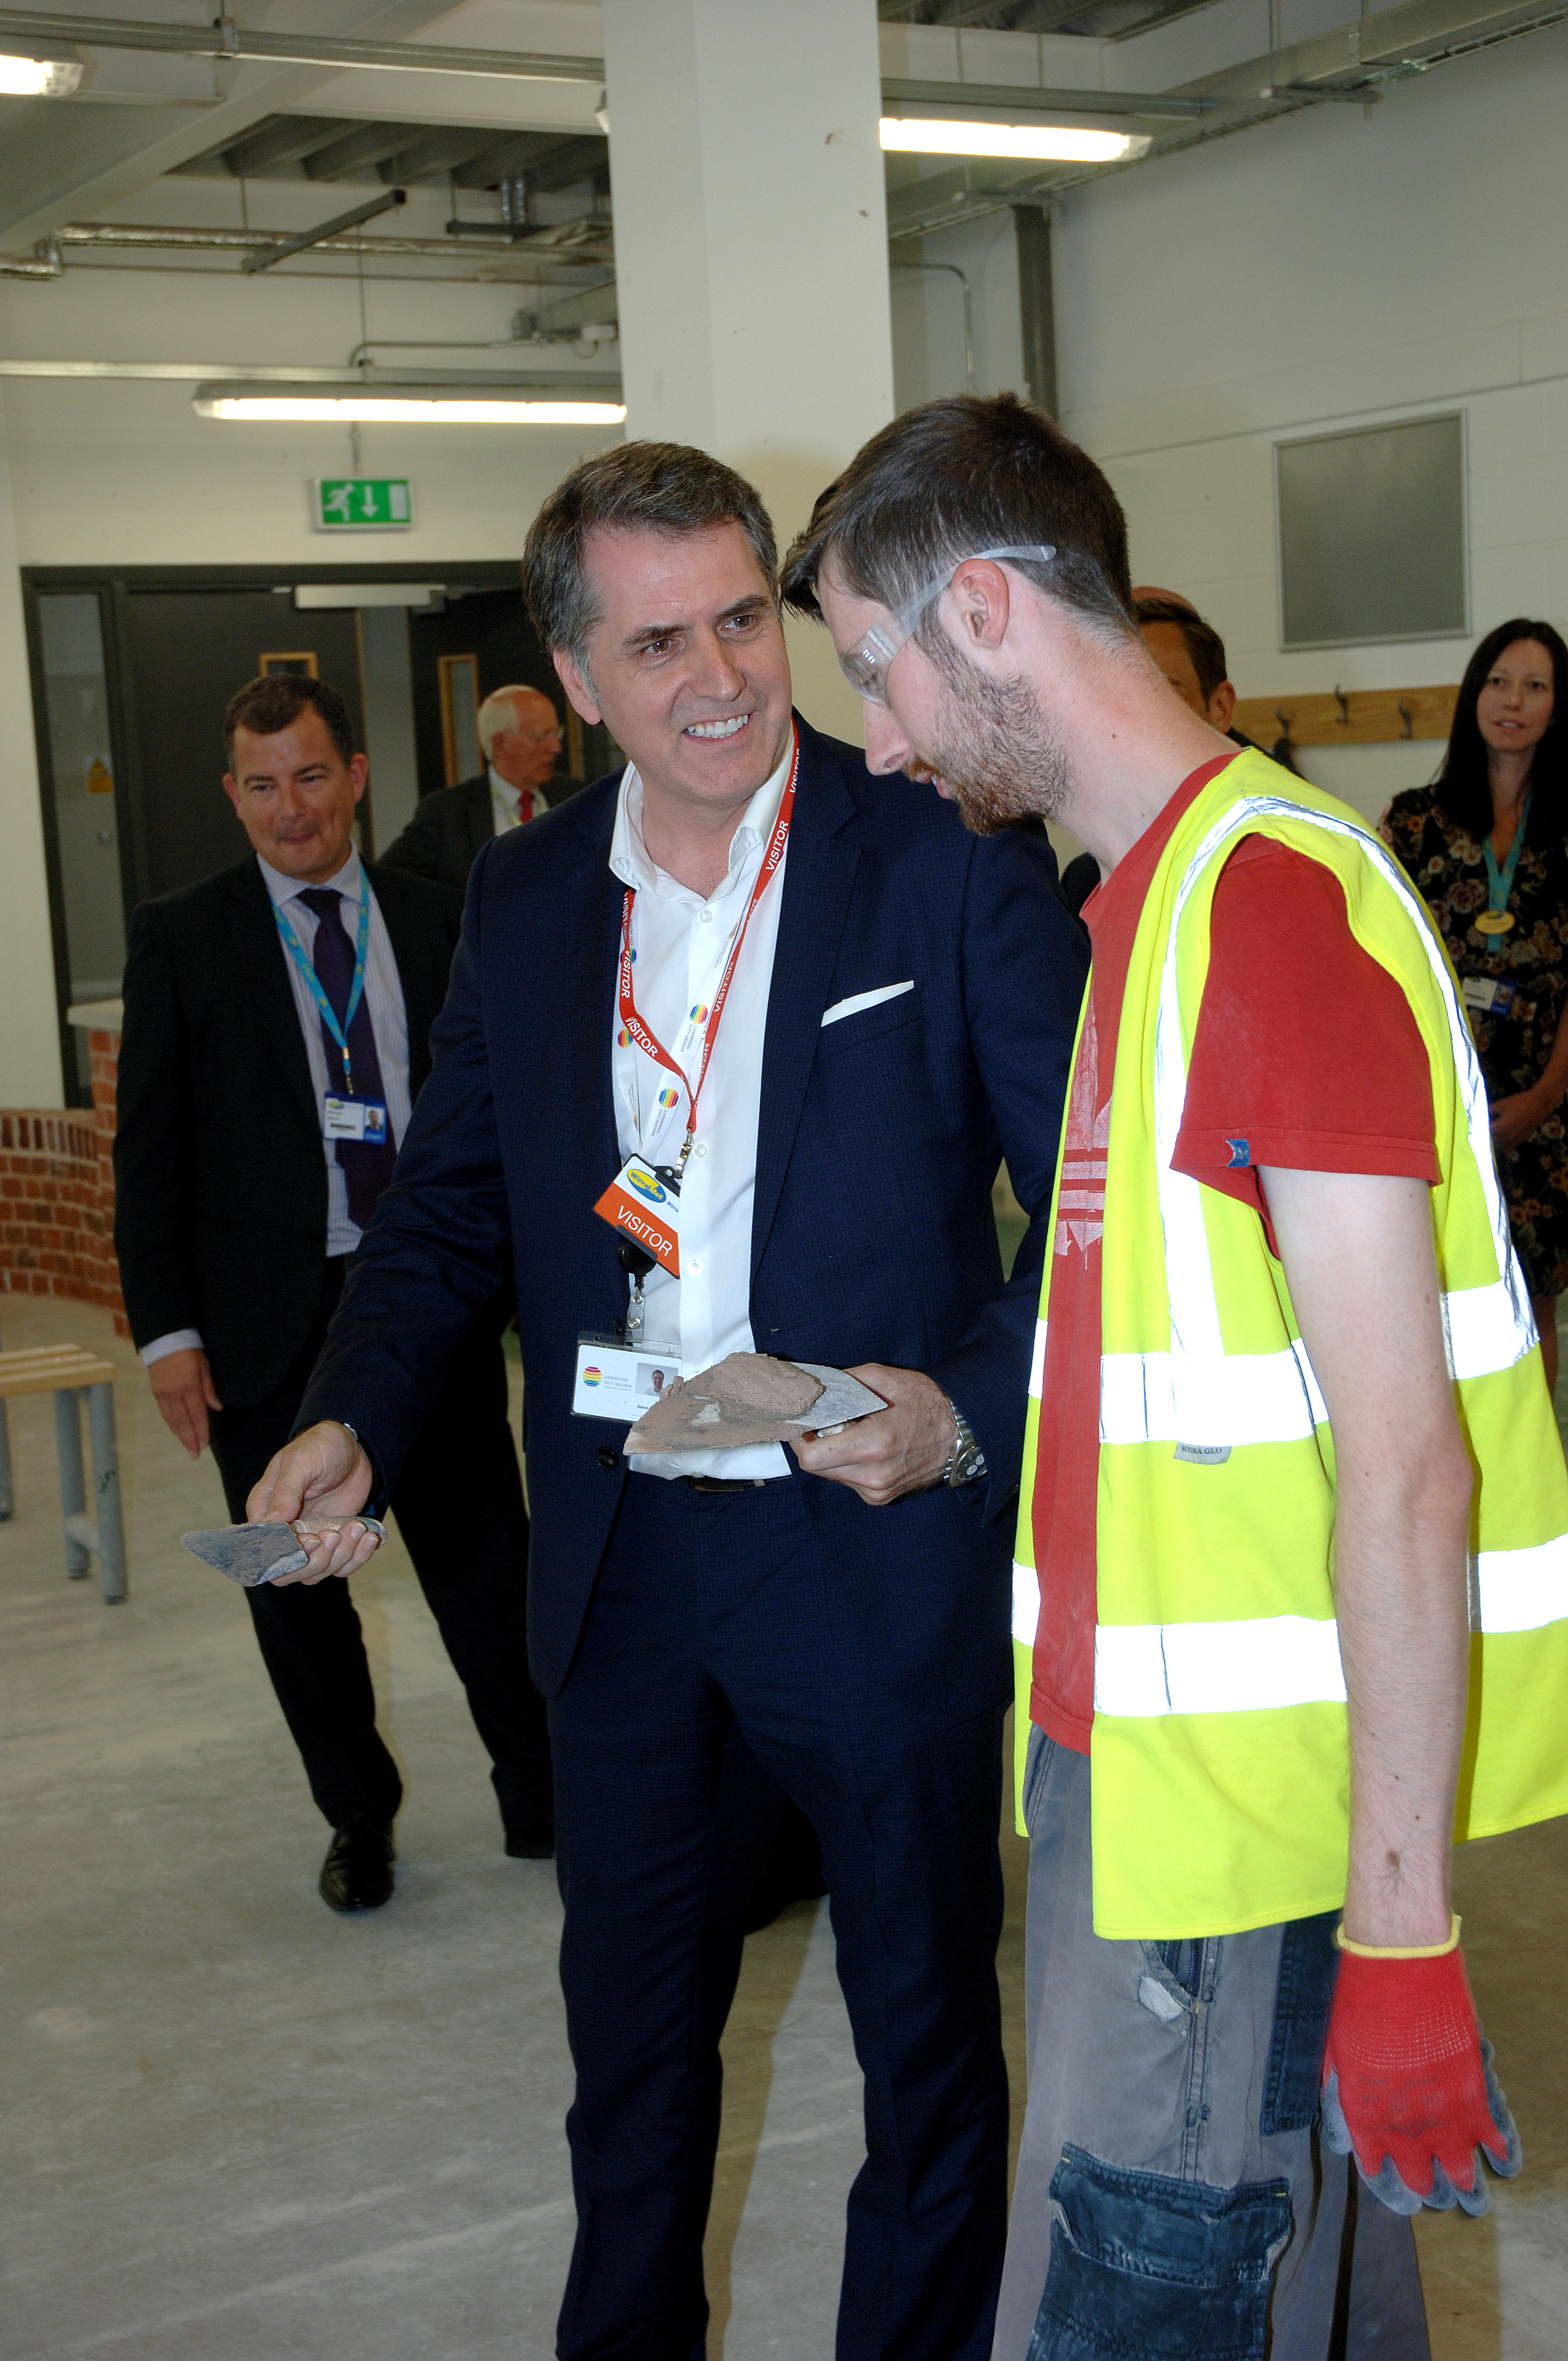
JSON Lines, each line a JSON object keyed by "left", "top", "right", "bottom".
{"left": 1012, "top": 750, "right": 1568, "bottom": 1940}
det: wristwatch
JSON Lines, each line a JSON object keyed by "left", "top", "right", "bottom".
{"left": 944, "top": 1402, "right": 988, "bottom": 1488}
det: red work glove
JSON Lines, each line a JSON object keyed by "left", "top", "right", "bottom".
{"left": 1321, "top": 1930, "right": 1520, "bottom": 2217}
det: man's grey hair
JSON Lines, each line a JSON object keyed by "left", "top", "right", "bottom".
{"left": 521, "top": 442, "right": 778, "bottom": 674}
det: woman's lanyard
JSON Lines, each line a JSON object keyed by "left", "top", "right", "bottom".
{"left": 273, "top": 889, "right": 371, "bottom": 1095}
{"left": 1477, "top": 793, "right": 1532, "bottom": 938}
{"left": 618, "top": 726, "right": 798, "bottom": 1171}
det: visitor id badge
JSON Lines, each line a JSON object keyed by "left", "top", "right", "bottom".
{"left": 1462, "top": 975, "right": 1518, "bottom": 1019}
{"left": 324, "top": 1094, "right": 390, "bottom": 1143}
{"left": 592, "top": 1156, "right": 681, "bottom": 1274}
{"left": 573, "top": 1334, "right": 683, "bottom": 1419}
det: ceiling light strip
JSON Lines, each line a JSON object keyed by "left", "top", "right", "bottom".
{"left": 192, "top": 380, "right": 625, "bottom": 424}
{"left": 880, "top": 119, "right": 1149, "bottom": 163}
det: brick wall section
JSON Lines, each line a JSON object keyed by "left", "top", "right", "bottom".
{"left": 1, "top": 1028, "right": 129, "bottom": 1334}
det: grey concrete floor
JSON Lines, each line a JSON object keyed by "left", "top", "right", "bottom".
{"left": 1, "top": 1290, "right": 1563, "bottom": 2358}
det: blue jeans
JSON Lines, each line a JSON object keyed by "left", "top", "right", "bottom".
{"left": 993, "top": 1728, "right": 1431, "bottom": 2360}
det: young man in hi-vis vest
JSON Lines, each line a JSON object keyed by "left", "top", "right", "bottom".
{"left": 782, "top": 395, "right": 1568, "bottom": 2361}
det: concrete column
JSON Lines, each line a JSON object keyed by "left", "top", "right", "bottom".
{"left": 0, "top": 390, "right": 63, "bottom": 1106}
{"left": 601, "top": 0, "right": 894, "bottom": 742}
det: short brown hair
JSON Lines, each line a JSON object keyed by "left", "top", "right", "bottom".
{"left": 1135, "top": 596, "right": 1230, "bottom": 705}
{"left": 521, "top": 442, "right": 778, "bottom": 668}
{"left": 224, "top": 674, "right": 356, "bottom": 766}
{"left": 780, "top": 393, "right": 1134, "bottom": 644}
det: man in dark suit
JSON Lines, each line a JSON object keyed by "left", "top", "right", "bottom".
{"left": 248, "top": 445, "right": 1087, "bottom": 2360}
{"left": 379, "top": 682, "right": 564, "bottom": 890}
{"left": 113, "top": 673, "right": 553, "bottom": 1912}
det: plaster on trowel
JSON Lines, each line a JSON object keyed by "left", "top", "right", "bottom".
{"left": 180, "top": 1518, "right": 385, "bottom": 1587}
{"left": 624, "top": 1352, "right": 887, "bottom": 1455}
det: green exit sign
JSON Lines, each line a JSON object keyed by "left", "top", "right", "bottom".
{"left": 313, "top": 477, "right": 413, "bottom": 530}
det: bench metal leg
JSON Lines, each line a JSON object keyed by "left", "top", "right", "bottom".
{"left": 0, "top": 1396, "right": 12, "bottom": 1520}
{"left": 55, "top": 1388, "right": 89, "bottom": 1578}
{"left": 87, "top": 1381, "right": 127, "bottom": 1604}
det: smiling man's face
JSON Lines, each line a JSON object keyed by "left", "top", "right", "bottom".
{"left": 222, "top": 709, "right": 367, "bottom": 882}
{"left": 553, "top": 522, "right": 794, "bottom": 815}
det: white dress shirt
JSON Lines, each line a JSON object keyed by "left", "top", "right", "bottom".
{"left": 489, "top": 765, "right": 550, "bottom": 834}
{"left": 140, "top": 848, "right": 412, "bottom": 1367}
{"left": 609, "top": 736, "right": 794, "bottom": 1480}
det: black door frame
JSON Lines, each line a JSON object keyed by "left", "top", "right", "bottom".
{"left": 23, "top": 558, "right": 521, "bottom": 1105}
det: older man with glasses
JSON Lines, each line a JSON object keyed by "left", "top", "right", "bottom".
{"left": 381, "top": 682, "right": 565, "bottom": 891}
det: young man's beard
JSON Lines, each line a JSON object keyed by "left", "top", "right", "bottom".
{"left": 922, "top": 634, "right": 1075, "bottom": 836}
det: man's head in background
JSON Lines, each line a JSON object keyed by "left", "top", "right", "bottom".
{"left": 782, "top": 392, "right": 1136, "bottom": 835}
{"left": 480, "top": 684, "right": 564, "bottom": 796}
{"left": 1134, "top": 594, "right": 1237, "bottom": 736}
{"left": 221, "top": 674, "right": 366, "bottom": 884}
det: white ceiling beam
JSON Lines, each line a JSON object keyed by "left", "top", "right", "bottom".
{"left": 0, "top": 2, "right": 490, "bottom": 242}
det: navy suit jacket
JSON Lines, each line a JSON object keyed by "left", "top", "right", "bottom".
{"left": 300, "top": 716, "right": 1087, "bottom": 1722}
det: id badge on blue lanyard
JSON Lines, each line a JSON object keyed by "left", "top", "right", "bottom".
{"left": 273, "top": 890, "right": 388, "bottom": 1140}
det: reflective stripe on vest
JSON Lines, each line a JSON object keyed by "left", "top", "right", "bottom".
{"left": 1145, "top": 796, "right": 1536, "bottom": 1467}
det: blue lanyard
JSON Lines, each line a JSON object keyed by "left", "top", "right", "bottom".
{"left": 273, "top": 887, "right": 371, "bottom": 1095}
{"left": 1483, "top": 795, "right": 1531, "bottom": 912}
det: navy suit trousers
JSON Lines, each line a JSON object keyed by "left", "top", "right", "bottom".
{"left": 549, "top": 1472, "right": 1009, "bottom": 2361}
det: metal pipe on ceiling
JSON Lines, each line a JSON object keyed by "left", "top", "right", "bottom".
{"left": 0, "top": 9, "right": 605, "bottom": 83}
{"left": 241, "top": 186, "right": 406, "bottom": 276}
{"left": 35, "top": 221, "right": 612, "bottom": 269}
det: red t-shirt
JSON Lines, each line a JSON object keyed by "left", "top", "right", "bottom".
{"left": 1027, "top": 757, "right": 1441, "bottom": 1753}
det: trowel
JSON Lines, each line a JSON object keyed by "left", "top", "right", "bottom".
{"left": 180, "top": 1518, "right": 385, "bottom": 1587}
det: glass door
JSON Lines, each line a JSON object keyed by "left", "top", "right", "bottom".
{"left": 32, "top": 591, "right": 127, "bottom": 1100}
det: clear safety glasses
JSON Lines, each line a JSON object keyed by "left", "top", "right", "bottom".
{"left": 836, "top": 543, "right": 1057, "bottom": 705}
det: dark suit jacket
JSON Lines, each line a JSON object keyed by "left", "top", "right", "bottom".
{"left": 378, "top": 773, "right": 495, "bottom": 892}
{"left": 113, "top": 856, "right": 464, "bottom": 1407}
{"left": 301, "top": 717, "right": 1088, "bottom": 1718}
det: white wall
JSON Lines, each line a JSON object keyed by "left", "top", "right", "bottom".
{"left": 1053, "top": 21, "right": 1568, "bottom": 824}
{"left": 0, "top": 258, "right": 620, "bottom": 571}
{"left": 891, "top": 209, "right": 1028, "bottom": 416}
{"left": 0, "top": 252, "right": 620, "bottom": 1101}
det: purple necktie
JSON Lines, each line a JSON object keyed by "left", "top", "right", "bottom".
{"left": 298, "top": 886, "right": 398, "bottom": 1230}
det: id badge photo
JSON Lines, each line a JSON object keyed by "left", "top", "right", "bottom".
{"left": 573, "top": 1334, "right": 683, "bottom": 1419}
{"left": 324, "top": 1094, "right": 389, "bottom": 1143}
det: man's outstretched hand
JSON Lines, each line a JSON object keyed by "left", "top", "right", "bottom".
{"left": 792, "top": 1366, "right": 957, "bottom": 1506}
{"left": 1321, "top": 1943, "right": 1521, "bottom": 2215}
{"left": 246, "top": 1419, "right": 381, "bottom": 1586}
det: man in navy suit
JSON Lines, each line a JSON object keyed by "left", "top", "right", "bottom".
{"left": 248, "top": 442, "right": 1087, "bottom": 2361}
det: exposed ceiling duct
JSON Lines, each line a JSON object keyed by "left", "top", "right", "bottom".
{"left": 881, "top": 0, "right": 1568, "bottom": 237}
{"left": 0, "top": 9, "right": 602, "bottom": 84}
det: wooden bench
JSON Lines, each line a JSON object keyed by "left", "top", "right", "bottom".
{"left": 0, "top": 1346, "right": 128, "bottom": 1602}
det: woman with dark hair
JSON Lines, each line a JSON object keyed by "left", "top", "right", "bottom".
{"left": 1382, "top": 617, "right": 1568, "bottom": 1388}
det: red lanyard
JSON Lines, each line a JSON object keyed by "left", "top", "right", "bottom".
{"left": 618, "top": 723, "right": 798, "bottom": 1166}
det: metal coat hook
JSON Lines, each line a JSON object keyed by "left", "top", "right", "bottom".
{"left": 1333, "top": 686, "right": 1351, "bottom": 726}
{"left": 1397, "top": 698, "right": 1413, "bottom": 739}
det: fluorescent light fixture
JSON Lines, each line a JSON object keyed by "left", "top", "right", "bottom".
{"left": 193, "top": 382, "right": 625, "bottom": 425}
{"left": 879, "top": 117, "right": 1148, "bottom": 164}
{"left": 0, "top": 39, "right": 84, "bottom": 96}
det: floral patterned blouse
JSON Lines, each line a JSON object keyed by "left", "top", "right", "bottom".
{"left": 1382, "top": 784, "right": 1568, "bottom": 1297}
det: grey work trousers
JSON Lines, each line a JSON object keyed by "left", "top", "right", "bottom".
{"left": 993, "top": 1727, "right": 1432, "bottom": 2360}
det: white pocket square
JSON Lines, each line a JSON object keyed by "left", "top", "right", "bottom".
{"left": 821, "top": 981, "right": 914, "bottom": 1028}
